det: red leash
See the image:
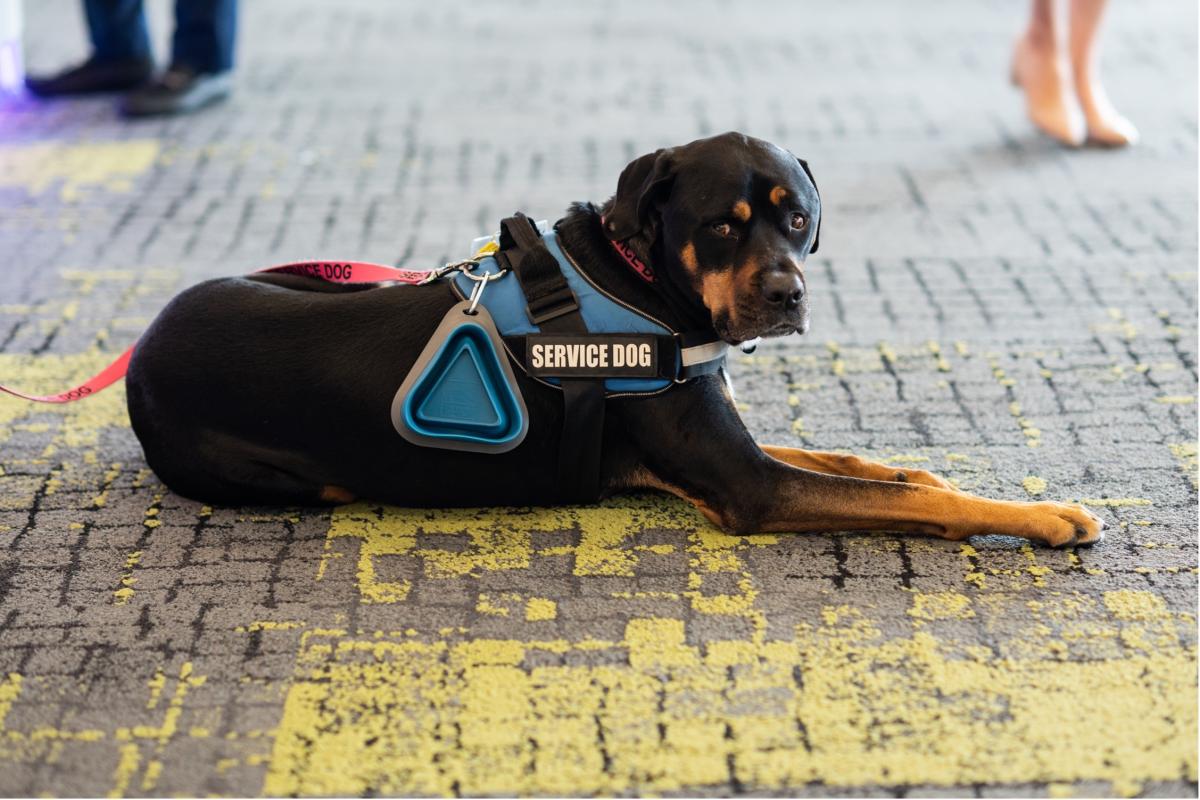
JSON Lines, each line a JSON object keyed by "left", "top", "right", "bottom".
{"left": 0, "top": 260, "right": 438, "bottom": 404}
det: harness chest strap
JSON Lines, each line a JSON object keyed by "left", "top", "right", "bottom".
{"left": 494, "top": 214, "right": 606, "bottom": 504}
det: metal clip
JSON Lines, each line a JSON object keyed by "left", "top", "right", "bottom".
{"left": 461, "top": 267, "right": 506, "bottom": 315}
{"left": 422, "top": 256, "right": 480, "bottom": 285}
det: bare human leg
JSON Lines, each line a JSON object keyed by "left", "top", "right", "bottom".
{"left": 1069, "top": 0, "right": 1139, "bottom": 146}
{"left": 1012, "top": 0, "right": 1087, "bottom": 146}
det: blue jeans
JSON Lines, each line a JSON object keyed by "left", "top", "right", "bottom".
{"left": 85, "top": 0, "right": 237, "bottom": 73}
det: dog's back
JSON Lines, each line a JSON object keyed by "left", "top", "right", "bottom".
{"left": 125, "top": 273, "right": 571, "bottom": 507}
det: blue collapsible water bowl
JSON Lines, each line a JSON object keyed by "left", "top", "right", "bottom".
{"left": 400, "top": 321, "right": 525, "bottom": 447}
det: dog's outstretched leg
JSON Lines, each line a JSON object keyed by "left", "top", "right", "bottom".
{"left": 635, "top": 462, "right": 1104, "bottom": 547}
{"left": 615, "top": 377, "right": 1104, "bottom": 548}
{"left": 760, "top": 445, "right": 959, "bottom": 491}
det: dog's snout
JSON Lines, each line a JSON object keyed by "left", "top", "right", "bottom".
{"left": 761, "top": 269, "right": 804, "bottom": 310}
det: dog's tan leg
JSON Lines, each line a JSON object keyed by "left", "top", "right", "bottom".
{"left": 631, "top": 464, "right": 1104, "bottom": 547}
{"left": 761, "top": 445, "right": 959, "bottom": 491}
{"left": 617, "top": 378, "right": 1103, "bottom": 548}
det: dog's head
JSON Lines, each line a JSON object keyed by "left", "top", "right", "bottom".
{"left": 603, "top": 132, "right": 821, "bottom": 344}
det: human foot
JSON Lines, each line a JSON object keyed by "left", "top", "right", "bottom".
{"left": 25, "top": 56, "right": 152, "bottom": 97}
{"left": 1074, "top": 74, "right": 1139, "bottom": 146}
{"left": 1012, "top": 33, "right": 1086, "bottom": 146}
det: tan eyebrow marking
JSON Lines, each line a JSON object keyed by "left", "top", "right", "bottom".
{"left": 732, "top": 200, "right": 752, "bottom": 222}
{"left": 769, "top": 186, "right": 787, "bottom": 206}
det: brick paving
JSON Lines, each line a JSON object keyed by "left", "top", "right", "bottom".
{"left": 0, "top": 0, "right": 1196, "bottom": 796}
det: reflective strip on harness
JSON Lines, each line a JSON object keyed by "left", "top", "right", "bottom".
{"left": 681, "top": 340, "right": 728, "bottom": 368}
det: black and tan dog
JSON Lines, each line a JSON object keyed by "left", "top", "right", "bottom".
{"left": 126, "top": 132, "right": 1104, "bottom": 548}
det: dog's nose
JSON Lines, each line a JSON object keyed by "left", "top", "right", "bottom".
{"left": 761, "top": 270, "right": 804, "bottom": 310}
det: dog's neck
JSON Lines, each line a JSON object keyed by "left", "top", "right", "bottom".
{"left": 554, "top": 203, "right": 716, "bottom": 338}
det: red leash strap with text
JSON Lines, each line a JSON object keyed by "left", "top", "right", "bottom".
{"left": 0, "top": 345, "right": 135, "bottom": 403}
{"left": 0, "top": 260, "right": 435, "bottom": 404}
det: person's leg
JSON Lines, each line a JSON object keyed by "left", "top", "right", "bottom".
{"left": 119, "top": 0, "right": 235, "bottom": 115}
{"left": 1069, "top": 0, "right": 1138, "bottom": 146}
{"left": 170, "top": 0, "right": 237, "bottom": 73}
{"left": 85, "top": 0, "right": 152, "bottom": 64}
{"left": 1012, "top": 0, "right": 1086, "bottom": 146}
{"left": 24, "top": 0, "right": 153, "bottom": 96}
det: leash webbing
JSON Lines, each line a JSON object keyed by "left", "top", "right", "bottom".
{"left": 0, "top": 260, "right": 436, "bottom": 404}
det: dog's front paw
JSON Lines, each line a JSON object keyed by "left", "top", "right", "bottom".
{"left": 1022, "top": 501, "right": 1107, "bottom": 547}
{"left": 1049, "top": 501, "right": 1107, "bottom": 547}
{"left": 942, "top": 500, "right": 1106, "bottom": 547}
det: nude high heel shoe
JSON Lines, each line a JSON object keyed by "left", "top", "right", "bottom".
{"left": 1011, "top": 35, "right": 1087, "bottom": 147}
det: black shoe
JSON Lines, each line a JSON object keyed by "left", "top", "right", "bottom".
{"left": 25, "top": 56, "right": 153, "bottom": 97}
{"left": 120, "top": 64, "right": 232, "bottom": 118}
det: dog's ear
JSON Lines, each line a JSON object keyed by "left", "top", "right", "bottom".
{"left": 795, "top": 156, "right": 822, "bottom": 255}
{"left": 604, "top": 148, "right": 676, "bottom": 241}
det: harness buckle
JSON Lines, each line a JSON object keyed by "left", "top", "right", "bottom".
{"left": 525, "top": 286, "right": 580, "bottom": 326}
{"left": 671, "top": 332, "right": 689, "bottom": 384}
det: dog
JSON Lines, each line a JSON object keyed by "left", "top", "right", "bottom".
{"left": 125, "top": 131, "right": 1105, "bottom": 548}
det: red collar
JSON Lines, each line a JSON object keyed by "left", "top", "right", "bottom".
{"left": 600, "top": 217, "right": 655, "bottom": 283}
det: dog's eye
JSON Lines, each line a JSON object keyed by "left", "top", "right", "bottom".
{"left": 790, "top": 213, "right": 808, "bottom": 230}
{"left": 709, "top": 222, "right": 736, "bottom": 238}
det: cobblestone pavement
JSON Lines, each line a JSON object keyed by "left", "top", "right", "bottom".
{"left": 0, "top": 0, "right": 1196, "bottom": 796}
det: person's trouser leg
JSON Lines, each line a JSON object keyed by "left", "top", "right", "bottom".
{"left": 84, "top": 0, "right": 152, "bottom": 63}
{"left": 170, "top": 0, "right": 236, "bottom": 73}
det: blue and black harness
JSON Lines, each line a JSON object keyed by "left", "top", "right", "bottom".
{"left": 390, "top": 213, "right": 728, "bottom": 502}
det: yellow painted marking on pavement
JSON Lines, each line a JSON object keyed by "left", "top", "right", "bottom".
{"left": 235, "top": 621, "right": 306, "bottom": 633}
{"left": 1169, "top": 442, "right": 1198, "bottom": 487}
{"left": 0, "top": 140, "right": 159, "bottom": 201}
{"left": 0, "top": 663, "right": 209, "bottom": 793}
{"left": 323, "top": 496, "right": 715, "bottom": 602}
{"left": 1077, "top": 497, "right": 1152, "bottom": 507}
{"left": 1155, "top": 395, "right": 1195, "bottom": 404}
{"left": 525, "top": 598, "right": 556, "bottom": 621}
{"left": 0, "top": 354, "right": 131, "bottom": 456}
{"left": 145, "top": 668, "right": 166, "bottom": 710}
{"left": 91, "top": 462, "right": 122, "bottom": 507}
{"left": 108, "top": 743, "right": 141, "bottom": 798}
{"left": 1022, "top": 476, "right": 1047, "bottom": 495}
{"left": 825, "top": 341, "right": 845, "bottom": 376}
{"left": 1008, "top": 401, "right": 1041, "bottom": 448}
{"left": 926, "top": 340, "right": 951, "bottom": 371}
{"left": 0, "top": 673, "right": 21, "bottom": 728}
{"left": 113, "top": 550, "right": 142, "bottom": 604}
{"left": 960, "top": 543, "right": 987, "bottom": 588}
{"left": 140, "top": 759, "right": 163, "bottom": 791}
{"left": 908, "top": 591, "right": 975, "bottom": 622}
{"left": 1093, "top": 309, "right": 1138, "bottom": 341}
{"left": 264, "top": 601, "right": 1196, "bottom": 796}
{"left": 476, "top": 593, "right": 511, "bottom": 617}
{"left": 1103, "top": 590, "right": 1168, "bottom": 621}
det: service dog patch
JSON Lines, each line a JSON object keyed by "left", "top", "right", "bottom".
{"left": 525, "top": 334, "right": 658, "bottom": 378}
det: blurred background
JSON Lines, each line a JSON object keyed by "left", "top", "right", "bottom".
{"left": 9, "top": 0, "right": 1196, "bottom": 272}
{"left": 0, "top": 1, "right": 1195, "bottom": 797}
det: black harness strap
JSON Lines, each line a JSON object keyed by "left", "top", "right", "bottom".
{"left": 496, "top": 213, "right": 606, "bottom": 504}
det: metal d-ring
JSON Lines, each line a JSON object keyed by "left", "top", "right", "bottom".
{"left": 462, "top": 268, "right": 506, "bottom": 315}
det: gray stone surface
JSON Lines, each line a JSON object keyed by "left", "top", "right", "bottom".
{"left": 0, "top": 0, "right": 1195, "bottom": 796}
